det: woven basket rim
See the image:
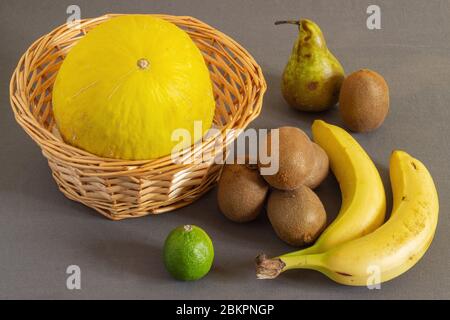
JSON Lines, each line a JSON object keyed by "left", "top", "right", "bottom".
{"left": 10, "top": 13, "right": 267, "bottom": 176}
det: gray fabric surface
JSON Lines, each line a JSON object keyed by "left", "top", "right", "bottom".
{"left": 0, "top": 0, "right": 449, "bottom": 299}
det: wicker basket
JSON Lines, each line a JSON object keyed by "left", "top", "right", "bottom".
{"left": 9, "top": 14, "right": 266, "bottom": 220}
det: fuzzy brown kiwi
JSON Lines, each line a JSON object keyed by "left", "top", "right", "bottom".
{"left": 217, "top": 163, "right": 269, "bottom": 223}
{"left": 259, "top": 126, "right": 315, "bottom": 190}
{"left": 267, "top": 185, "right": 327, "bottom": 246}
{"left": 339, "top": 69, "right": 389, "bottom": 132}
{"left": 304, "top": 143, "right": 329, "bottom": 189}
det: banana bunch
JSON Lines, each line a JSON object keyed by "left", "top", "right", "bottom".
{"left": 256, "top": 120, "right": 439, "bottom": 286}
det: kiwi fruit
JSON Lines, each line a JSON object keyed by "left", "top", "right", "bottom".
{"left": 267, "top": 185, "right": 327, "bottom": 247}
{"left": 217, "top": 163, "right": 269, "bottom": 223}
{"left": 259, "top": 126, "right": 315, "bottom": 190}
{"left": 339, "top": 69, "right": 389, "bottom": 133}
{"left": 304, "top": 143, "right": 329, "bottom": 189}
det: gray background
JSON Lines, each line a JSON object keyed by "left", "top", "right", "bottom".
{"left": 1, "top": 0, "right": 449, "bottom": 299}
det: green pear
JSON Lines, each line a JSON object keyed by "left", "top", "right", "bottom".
{"left": 276, "top": 19, "right": 345, "bottom": 112}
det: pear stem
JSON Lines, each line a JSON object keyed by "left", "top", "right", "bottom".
{"left": 274, "top": 20, "right": 301, "bottom": 26}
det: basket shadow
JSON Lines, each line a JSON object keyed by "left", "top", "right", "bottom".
{"left": 83, "top": 238, "right": 169, "bottom": 281}
{"left": 0, "top": 138, "right": 111, "bottom": 220}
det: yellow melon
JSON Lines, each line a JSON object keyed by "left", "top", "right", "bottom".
{"left": 52, "top": 15, "right": 215, "bottom": 160}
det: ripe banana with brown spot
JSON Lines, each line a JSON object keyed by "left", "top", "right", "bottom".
{"left": 257, "top": 150, "right": 439, "bottom": 286}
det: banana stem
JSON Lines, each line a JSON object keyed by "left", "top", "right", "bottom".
{"left": 255, "top": 253, "right": 310, "bottom": 279}
{"left": 256, "top": 252, "right": 321, "bottom": 279}
{"left": 255, "top": 254, "right": 285, "bottom": 279}
{"left": 274, "top": 20, "right": 301, "bottom": 26}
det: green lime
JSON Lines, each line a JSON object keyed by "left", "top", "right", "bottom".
{"left": 163, "top": 225, "right": 214, "bottom": 281}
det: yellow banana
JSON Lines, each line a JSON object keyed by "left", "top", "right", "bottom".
{"left": 256, "top": 150, "right": 439, "bottom": 286}
{"left": 280, "top": 120, "right": 386, "bottom": 259}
